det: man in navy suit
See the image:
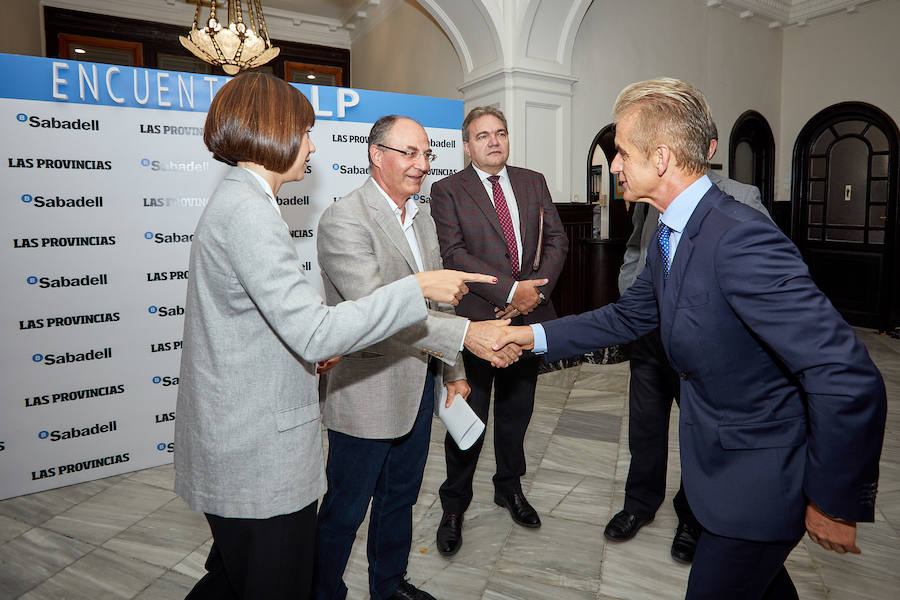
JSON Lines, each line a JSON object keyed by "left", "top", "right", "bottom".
{"left": 494, "top": 78, "right": 886, "bottom": 599}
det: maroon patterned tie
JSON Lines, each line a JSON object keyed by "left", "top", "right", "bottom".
{"left": 488, "top": 175, "right": 519, "bottom": 278}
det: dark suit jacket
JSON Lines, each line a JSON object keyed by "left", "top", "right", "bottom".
{"left": 430, "top": 164, "right": 568, "bottom": 323}
{"left": 541, "top": 185, "right": 886, "bottom": 541}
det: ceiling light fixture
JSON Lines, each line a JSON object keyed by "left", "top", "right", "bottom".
{"left": 179, "top": 0, "right": 280, "bottom": 75}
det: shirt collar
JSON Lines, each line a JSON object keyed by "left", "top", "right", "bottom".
{"left": 372, "top": 177, "right": 419, "bottom": 224}
{"left": 659, "top": 175, "right": 712, "bottom": 233}
{"left": 472, "top": 163, "right": 509, "bottom": 184}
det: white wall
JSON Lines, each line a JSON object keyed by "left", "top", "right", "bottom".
{"left": 779, "top": 0, "right": 900, "bottom": 202}
{"left": 1, "top": 0, "right": 42, "bottom": 57}
{"left": 351, "top": 0, "right": 463, "bottom": 100}
{"left": 570, "top": 0, "right": 783, "bottom": 205}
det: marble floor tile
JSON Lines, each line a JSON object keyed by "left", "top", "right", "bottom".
{"left": 411, "top": 557, "right": 491, "bottom": 598}
{"left": 540, "top": 435, "right": 618, "bottom": 479}
{"left": 548, "top": 474, "right": 616, "bottom": 525}
{"left": 42, "top": 479, "right": 176, "bottom": 546}
{"left": 124, "top": 463, "right": 175, "bottom": 491}
{"left": 20, "top": 547, "right": 165, "bottom": 600}
{"left": 132, "top": 570, "right": 198, "bottom": 600}
{"left": 0, "top": 527, "right": 95, "bottom": 598}
{"left": 599, "top": 530, "right": 690, "bottom": 600}
{"left": 170, "top": 538, "right": 211, "bottom": 581}
{"left": 565, "top": 388, "right": 627, "bottom": 414}
{"left": 483, "top": 572, "right": 598, "bottom": 600}
{"left": 525, "top": 468, "right": 587, "bottom": 515}
{"left": 493, "top": 514, "right": 605, "bottom": 593}
{"left": 0, "top": 514, "right": 30, "bottom": 544}
{"left": 536, "top": 368, "right": 580, "bottom": 390}
{"left": 100, "top": 496, "right": 212, "bottom": 569}
{"left": 555, "top": 408, "right": 621, "bottom": 442}
{"left": 0, "top": 474, "right": 126, "bottom": 526}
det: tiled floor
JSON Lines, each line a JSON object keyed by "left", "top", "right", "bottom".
{"left": 2, "top": 330, "right": 898, "bottom": 599}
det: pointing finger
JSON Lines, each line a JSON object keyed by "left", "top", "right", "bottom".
{"left": 461, "top": 272, "right": 499, "bottom": 284}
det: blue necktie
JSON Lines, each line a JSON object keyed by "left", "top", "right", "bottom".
{"left": 657, "top": 221, "right": 672, "bottom": 278}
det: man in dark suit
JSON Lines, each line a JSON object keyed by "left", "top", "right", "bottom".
{"left": 430, "top": 106, "right": 568, "bottom": 556}
{"left": 494, "top": 78, "right": 886, "bottom": 599}
{"left": 606, "top": 121, "right": 771, "bottom": 564}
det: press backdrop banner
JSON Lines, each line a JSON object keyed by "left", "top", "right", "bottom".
{"left": 0, "top": 52, "right": 464, "bottom": 500}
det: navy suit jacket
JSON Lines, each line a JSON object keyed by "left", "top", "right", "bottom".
{"left": 543, "top": 184, "right": 886, "bottom": 542}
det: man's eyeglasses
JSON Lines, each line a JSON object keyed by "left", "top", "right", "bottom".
{"left": 376, "top": 144, "right": 437, "bottom": 162}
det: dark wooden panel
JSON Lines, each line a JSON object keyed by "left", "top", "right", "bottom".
{"left": 807, "top": 248, "right": 883, "bottom": 327}
{"left": 550, "top": 203, "right": 593, "bottom": 317}
{"left": 585, "top": 238, "right": 626, "bottom": 309}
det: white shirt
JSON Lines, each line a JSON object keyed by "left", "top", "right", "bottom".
{"left": 658, "top": 175, "right": 712, "bottom": 266}
{"left": 372, "top": 178, "right": 469, "bottom": 352}
{"left": 472, "top": 164, "right": 521, "bottom": 303}
{"left": 372, "top": 180, "right": 425, "bottom": 273}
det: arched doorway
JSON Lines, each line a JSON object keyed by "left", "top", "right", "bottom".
{"left": 583, "top": 124, "right": 628, "bottom": 310}
{"left": 792, "top": 102, "right": 899, "bottom": 330}
{"left": 729, "top": 110, "right": 776, "bottom": 215}
{"left": 586, "top": 124, "right": 631, "bottom": 239}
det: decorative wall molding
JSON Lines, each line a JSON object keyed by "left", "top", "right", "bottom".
{"left": 707, "top": 0, "right": 883, "bottom": 28}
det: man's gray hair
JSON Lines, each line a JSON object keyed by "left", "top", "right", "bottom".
{"left": 613, "top": 77, "right": 713, "bottom": 175}
{"left": 461, "top": 106, "right": 508, "bottom": 142}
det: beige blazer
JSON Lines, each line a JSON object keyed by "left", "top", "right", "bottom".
{"left": 317, "top": 177, "right": 469, "bottom": 439}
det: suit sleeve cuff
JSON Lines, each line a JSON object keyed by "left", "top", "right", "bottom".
{"left": 460, "top": 320, "right": 470, "bottom": 351}
{"left": 530, "top": 324, "right": 548, "bottom": 354}
{"left": 506, "top": 281, "right": 518, "bottom": 304}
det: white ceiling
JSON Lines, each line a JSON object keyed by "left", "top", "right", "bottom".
{"left": 254, "top": 0, "right": 883, "bottom": 30}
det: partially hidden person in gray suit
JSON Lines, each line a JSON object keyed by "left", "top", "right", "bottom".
{"left": 604, "top": 120, "right": 771, "bottom": 564}
{"left": 174, "top": 74, "right": 495, "bottom": 600}
{"left": 313, "top": 115, "right": 522, "bottom": 600}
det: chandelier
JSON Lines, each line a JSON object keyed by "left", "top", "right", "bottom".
{"left": 179, "top": 1, "right": 280, "bottom": 75}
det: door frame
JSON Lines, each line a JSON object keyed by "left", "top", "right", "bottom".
{"left": 791, "top": 101, "right": 900, "bottom": 329}
{"left": 729, "top": 110, "right": 776, "bottom": 213}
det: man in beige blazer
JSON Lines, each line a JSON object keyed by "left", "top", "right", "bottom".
{"left": 313, "top": 115, "right": 517, "bottom": 600}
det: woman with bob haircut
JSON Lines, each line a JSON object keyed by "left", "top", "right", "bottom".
{"left": 175, "top": 72, "right": 493, "bottom": 600}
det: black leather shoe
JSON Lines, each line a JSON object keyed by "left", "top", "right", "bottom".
{"left": 604, "top": 509, "right": 653, "bottom": 541}
{"left": 436, "top": 512, "right": 463, "bottom": 557}
{"left": 389, "top": 580, "right": 437, "bottom": 600}
{"left": 494, "top": 492, "right": 541, "bottom": 528}
{"left": 670, "top": 520, "right": 700, "bottom": 564}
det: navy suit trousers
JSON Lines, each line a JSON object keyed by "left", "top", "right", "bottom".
{"left": 687, "top": 528, "right": 800, "bottom": 599}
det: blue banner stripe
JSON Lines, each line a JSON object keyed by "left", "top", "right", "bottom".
{"left": 0, "top": 53, "right": 463, "bottom": 129}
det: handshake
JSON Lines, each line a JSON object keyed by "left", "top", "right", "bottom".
{"left": 412, "top": 269, "right": 539, "bottom": 368}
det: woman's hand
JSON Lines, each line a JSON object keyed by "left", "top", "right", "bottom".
{"left": 413, "top": 270, "right": 497, "bottom": 305}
